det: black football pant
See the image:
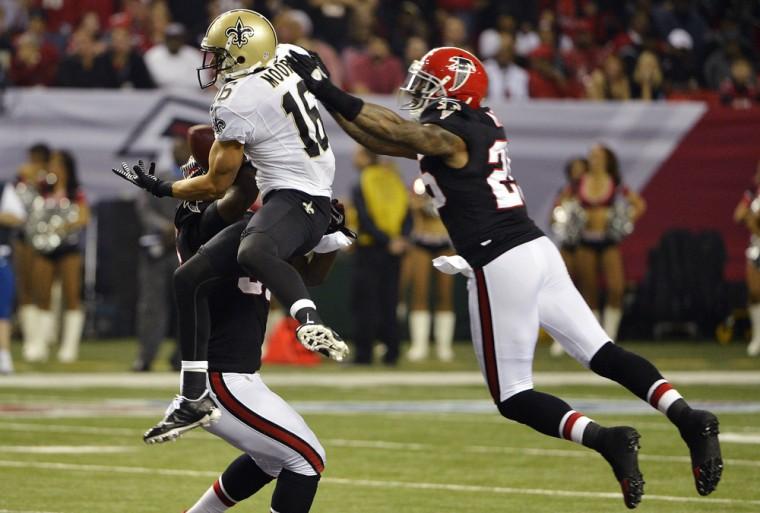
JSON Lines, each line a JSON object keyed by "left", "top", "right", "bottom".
{"left": 237, "top": 189, "right": 330, "bottom": 321}
{"left": 351, "top": 246, "right": 402, "bottom": 364}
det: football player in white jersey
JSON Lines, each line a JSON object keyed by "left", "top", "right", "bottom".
{"left": 113, "top": 10, "right": 347, "bottom": 433}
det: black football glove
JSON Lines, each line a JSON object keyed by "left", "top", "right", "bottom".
{"left": 326, "top": 199, "right": 357, "bottom": 239}
{"left": 112, "top": 160, "right": 173, "bottom": 197}
{"left": 286, "top": 51, "right": 364, "bottom": 121}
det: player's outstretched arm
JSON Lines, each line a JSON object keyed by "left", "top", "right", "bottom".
{"left": 171, "top": 140, "right": 244, "bottom": 201}
{"left": 330, "top": 112, "right": 416, "bottom": 159}
{"left": 288, "top": 52, "right": 466, "bottom": 160}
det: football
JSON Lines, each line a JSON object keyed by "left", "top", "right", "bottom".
{"left": 187, "top": 124, "right": 214, "bottom": 170}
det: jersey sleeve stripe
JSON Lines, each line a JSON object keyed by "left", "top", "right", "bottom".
{"left": 209, "top": 372, "right": 325, "bottom": 473}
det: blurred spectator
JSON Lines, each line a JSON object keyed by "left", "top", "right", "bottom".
{"left": 528, "top": 44, "right": 572, "bottom": 98}
{"left": 440, "top": 15, "right": 471, "bottom": 51}
{"left": 56, "top": 30, "right": 108, "bottom": 87}
{"left": 167, "top": 0, "right": 208, "bottom": 44}
{"left": 344, "top": 35, "right": 404, "bottom": 94}
{"left": 661, "top": 28, "right": 700, "bottom": 93}
{"left": 403, "top": 35, "right": 428, "bottom": 69}
{"left": 515, "top": 20, "right": 540, "bottom": 57}
{"left": 562, "top": 19, "right": 602, "bottom": 86}
{"left": 632, "top": 50, "right": 664, "bottom": 100}
{"left": 652, "top": 0, "right": 708, "bottom": 57}
{"left": 610, "top": 9, "right": 652, "bottom": 75}
{"left": 719, "top": 57, "right": 759, "bottom": 109}
{"left": 146, "top": 0, "right": 171, "bottom": 47}
{"left": 587, "top": 54, "right": 631, "bottom": 100}
{"left": 484, "top": 33, "right": 529, "bottom": 100}
{"left": 0, "top": 0, "right": 26, "bottom": 32}
{"left": 273, "top": 9, "right": 343, "bottom": 89}
{"left": 9, "top": 32, "right": 59, "bottom": 86}
{"left": 0, "top": 180, "right": 26, "bottom": 374}
{"left": 144, "top": 23, "right": 200, "bottom": 90}
{"left": 383, "top": 1, "right": 431, "bottom": 58}
{"left": 29, "top": 0, "right": 115, "bottom": 35}
{"left": 703, "top": 39, "right": 743, "bottom": 91}
{"left": 132, "top": 137, "right": 186, "bottom": 372}
{"left": 96, "top": 25, "right": 154, "bottom": 89}
{"left": 27, "top": 150, "right": 89, "bottom": 363}
{"left": 351, "top": 147, "right": 411, "bottom": 365}
{"left": 307, "top": 0, "right": 364, "bottom": 51}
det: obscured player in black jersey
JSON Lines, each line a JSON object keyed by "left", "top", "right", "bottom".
{"left": 287, "top": 47, "right": 722, "bottom": 508}
{"left": 155, "top": 159, "right": 346, "bottom": 513}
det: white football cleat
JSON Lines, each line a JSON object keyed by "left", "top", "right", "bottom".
{"left": 296, "top": 324, "right": 349, "bottom": 362}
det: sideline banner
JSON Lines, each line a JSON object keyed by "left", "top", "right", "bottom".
{"left": 0, "top": 88, "right": 712, "bottom": 276}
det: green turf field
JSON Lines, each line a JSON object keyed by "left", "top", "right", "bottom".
{"left": 1, "top": 340, "right": 759, "bottom": 513}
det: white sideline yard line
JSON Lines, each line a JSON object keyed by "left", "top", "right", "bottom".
{"left": 2, "top": 370, "right": 760, "bottom": 388}
{"left": 0, "top": 459, "right": 757, "bottom": 507}
{"left": 0, "top": 509, "right": 63, "bottom": 513}
{"left": 1, "top": 421, "right": 758, "bottom": 467}
{"left": 0, "top": 445, "right": 133, "bottom": 454}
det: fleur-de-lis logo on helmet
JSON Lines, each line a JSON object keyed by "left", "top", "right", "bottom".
{"left": 225, "top": 17, "right": 255, "bottom": 48}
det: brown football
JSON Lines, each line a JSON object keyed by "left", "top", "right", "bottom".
{"left": 187, "top": 124, "right": 215, "bottom": 170}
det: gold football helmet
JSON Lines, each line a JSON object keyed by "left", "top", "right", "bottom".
{"left": 197, "top": 9, "right": 277, "bottom": 89}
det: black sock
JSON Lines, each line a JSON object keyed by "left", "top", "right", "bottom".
{"left": 498, "top": 389, "right": 574, "bottom": 438}
{"left": 181, "top": 371, "right": 207, "bottom": 400}
{"left": 590, "top": 342, "right": 665, "bottom": 401}
{"left": 271, "top": 469, "right": 320, "bottom": 513}
{"left": 666, "top": 398, "right": 693, "bottom": 428}
{"left": 174, "top": 254, "right": 221, "bottom": 363}
{"left": 220, "top": 454, "right": 274, "bottom": 502}
{"left": 581, "top": 422, "right": 605, "bottom": 450}
{"left": 237, "top": 233, "right": 317, "bottom": 319}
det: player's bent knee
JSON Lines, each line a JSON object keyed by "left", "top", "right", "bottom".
{"left": 588, "top": 341, "right": 623, "bottom": 377}
{"left": 497, "top": 389, "right": 536, "bottom": 422}
{"left": 237, "top": 233, "right": 279, "bottom": 273}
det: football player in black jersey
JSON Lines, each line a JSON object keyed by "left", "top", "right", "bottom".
{"left": 159, "top": 160, "right": 343, "bottom": 513}
{"left": 287, "top": 47, "right": 723, "bottom": 508}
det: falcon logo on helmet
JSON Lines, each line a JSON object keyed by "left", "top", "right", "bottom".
{"left": 225, "top": 17, "right": 255, "bottom": 48}
{"left": 446, "top": 56, "right": 477, "bottom": 91}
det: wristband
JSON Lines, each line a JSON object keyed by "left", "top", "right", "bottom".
{"left": 316, "top": 81, "right": 364, "bottom": 121}
{"left": 153, "top": 181, "right": 174, "bottom": 198}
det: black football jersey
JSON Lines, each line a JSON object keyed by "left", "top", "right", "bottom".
{"left": 418, "top": 99, "right": 543, "bottom": 267}
{"left": 175, "top": 203, "right": 270, "bottom": 374}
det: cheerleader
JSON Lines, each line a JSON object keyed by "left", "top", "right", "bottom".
{"left": 734, "top": 160, "right": 760, "bottom": 357}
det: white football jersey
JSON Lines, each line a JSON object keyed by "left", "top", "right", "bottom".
{"left": 209, "top": 44, "right": 335, "bottom": 199}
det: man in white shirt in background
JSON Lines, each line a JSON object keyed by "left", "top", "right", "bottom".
{"left": 484, "top": 32, "right": 529, "bottom": 100}
{"left": 144, "top": 23, "right": 201, "bottom": 90}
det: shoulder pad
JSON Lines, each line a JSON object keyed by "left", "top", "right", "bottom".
{"left": 421, "top": 99, "right": 464, "bottom": 124}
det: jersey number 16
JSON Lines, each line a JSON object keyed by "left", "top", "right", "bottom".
{"left": 283, "top": 81, "right": 330, "bottom": 158}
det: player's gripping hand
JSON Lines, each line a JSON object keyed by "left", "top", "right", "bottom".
{"left": 112, "top": 160, "right": 173, "bottom": 197}
{"left": 179, "top": 156, "right": 206, "bottom": 178}
{"left": 286, "top": 51, "right": 364, "bottom": 121}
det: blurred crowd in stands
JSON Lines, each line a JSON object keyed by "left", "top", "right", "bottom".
{"left": 0, "top": 0, "right": 758, "bottom": 105}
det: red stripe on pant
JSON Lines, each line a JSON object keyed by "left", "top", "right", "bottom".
{"left": 562, "top": 412, "right": 583, "bottom": 440}
{"left": 213, "top": 479, "right": 236, "bottom": 507}
{"left": 209, "top": 372, "right": 325, "bottom": 474}
{"left": 475, "top": 269, "right": 500, "bottom": 403}
{"left": 649, "top": 382, "right": 673, "bottom": 408}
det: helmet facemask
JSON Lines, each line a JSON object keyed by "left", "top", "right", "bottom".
{"left": 197, "top": 46, "right": 238, "bottom": 89}
{"left": 398, "top": 60, "right": 446, "bottom": 119}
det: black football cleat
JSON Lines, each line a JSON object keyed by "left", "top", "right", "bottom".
{"left": 679, "top": 410, "right": 723, "bottom": 496}
{"left": 597, "top": 427, "right": 645, "bottom": 509}
{"left": 143, "top": 392, "right": 221, "bottom": 444}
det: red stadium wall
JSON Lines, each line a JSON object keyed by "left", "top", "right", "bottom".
{"left": 623, "top": 106, "right": 760, "bottom": 283}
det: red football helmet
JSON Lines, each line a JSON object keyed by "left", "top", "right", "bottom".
{"left": 399, "top": 46, "right": 488, "bottom": 116}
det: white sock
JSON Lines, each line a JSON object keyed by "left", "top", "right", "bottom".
{"left": 749, "top": 304, "right": 760, "bottom": 341}
{"left": 0, "top": 349, "right": 13, "bottom": 373}
{"left": 407, "top": 311, "right": 431, "bottom": 360}
{"left": 25, "top": 309, "right": 54, "bottom": 362}
{"left": 558, "top": 410, "right": 595, "bottom": 445}
{"left": 434, "top": 311, "right": 455, "bottom": 361}
{"left": 646, "top": 379, "right": 683, "bottom": 414}
{"left": 603, "top": 307, "right": 622, "bottom": 340}
{"left": 186, "top": 479, "right": 235, "bottom": 513}
{"left": 58, "top": 310, "right": 85, "bottom": 363}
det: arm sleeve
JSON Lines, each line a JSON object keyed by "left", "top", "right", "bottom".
{"left": 0, "top": 184, "right": 27, "bottom": 221}
{"left": 211, "top": 104, "right": 254, "bottom": 144}
{"left": 352, "top": 185, "right": 389, "bottom": 246}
